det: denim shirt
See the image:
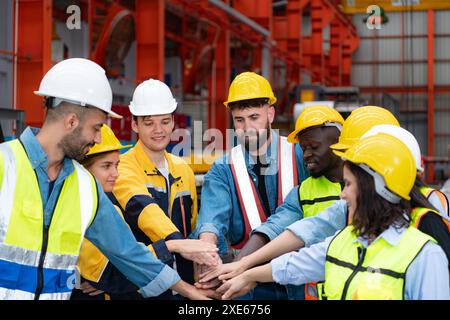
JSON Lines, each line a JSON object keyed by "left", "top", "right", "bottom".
{"left": 18, "top": 127, "right": 180, "bottom": 297}
{"left": 191, "top": 130, "right": 309, "bottom": 255}
{"left": 271, "top": 224, "right": 450, "bottom": 299}
{"left": 252, "top": 185, "right": 303, "bottom": 241}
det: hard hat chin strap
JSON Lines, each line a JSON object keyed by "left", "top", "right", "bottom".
{"left": 358, "top": 163, "right": 402, "bottom": 204}
{"left": 48, "top": 97, "right": 88, "bottom": 109}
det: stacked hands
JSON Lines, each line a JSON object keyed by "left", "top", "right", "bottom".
{"left": 79, "top": 240, "right": 255, "bottom": 300}
{"left": 195, "top": 257, "right": 256, "bottom": 300}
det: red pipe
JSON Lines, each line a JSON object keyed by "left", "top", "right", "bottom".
{"left": 427, "top": 9, "right": 435, "bottom": 183}
{"left": 12, "top": 0, "right": 16, "bottom": 110}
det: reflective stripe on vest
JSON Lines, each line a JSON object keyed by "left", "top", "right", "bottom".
{"left": 419, "top": 186, "right": 450, "bottom": 219}
{"left": 323, "top": 226, "right": 433, "bottom": 300}
{"left": 411, "top": 207, "right": 450, "bottom": 232}
{"left": 299, "top": 176, "right": 342, "bottom": 219}
{"left": 230, "top": 136, "right": 298, "bottom": 249}
{"left": 0, "top": 140, "right": 98, "bottom": 300}
{"left": 277, "top": 136, "right": 298, "bottom": 206}
{"left": 78, "top": 205, "right": 124, "bottom": 283}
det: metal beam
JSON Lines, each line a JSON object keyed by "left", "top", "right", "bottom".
{"left": 207, "top": 0, "right": 270, "bottom": 38}
{"left": 427, "top": 9, "right": 435, "bottom": 183}
{"left": 135, "top": 0, "right": 164, "bottom": 82}
{"left": 16, "top": 0, "right": 52, "bottom": 128}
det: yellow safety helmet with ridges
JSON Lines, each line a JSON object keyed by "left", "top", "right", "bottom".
{"left": 287, "top": 105, "right": 345, "bottom": 143}
{"left": 330, "top": 106, "right": 400, "bottom": 151}
{"left": 224, "top": 72, "right": 277, "bottom": 107}
{"left": 87, "top": 125, "right": 132, "bottom": 156}
{"left": 333, "top": 133, "right": 416, "bottom": 202}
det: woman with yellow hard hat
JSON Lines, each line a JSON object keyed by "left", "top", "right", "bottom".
{"left": 215, "top": 133, "right": 449, "bottom": 300}
{"left": 199, "top": 106, "right": 400, "bottom": 284}
{"left": 200, "top": 105, "right": 449, "bottom": 287}
{"left": 71, "top": 125, "right": 219, "bottom": 300}
{"left": 70, "top": 125, "right": 135, "bottom": 300}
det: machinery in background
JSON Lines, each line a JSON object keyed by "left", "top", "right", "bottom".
{"left": 292, "top": 85, "right": 368, "bottom": 122}
{"left": 0, "top": 108, "right": 26, "bottom": 143}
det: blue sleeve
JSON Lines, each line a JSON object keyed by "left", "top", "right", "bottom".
{"left": 190, "top": 162, "right": 230, "bottom": 255}
{"left": 404, "top": 241, "right": 449, "bottom": 300}
{"left": 294, "top": 143, "right": 310, "bottom": 183}
{"left": 287, "top": 199, "right": 347, "bottom": 247}
{"left": 85, "top": 182, "right": 181, "bottom": 298}
{"left": 253, "top": 186, "right": 303, "bottom": 240}
{"left": 271, "top": 234, "right": 335, "bottom": 285}
{"left": 152, "top": 239, "right": 175, "bottom": 265}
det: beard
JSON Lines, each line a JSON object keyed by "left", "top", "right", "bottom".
{"left": 58, "top": 126, "right": 95, "bottom": 162}
{"left": 239, "top": 121, "right": 271, "bottom": 153}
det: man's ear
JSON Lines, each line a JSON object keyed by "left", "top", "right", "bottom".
{"left": 64, "top": 113, "right": 79, "bottom": 131}
{"left": 131, "top": 117, "right": 139, "bottom": 134}
{"left": 267, "top": 105, "right": 275, "bottom": 124}
{"left": 170, "top": 115, "right": 175, "bottom": 132}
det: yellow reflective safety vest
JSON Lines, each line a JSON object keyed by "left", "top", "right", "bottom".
{"left": 411, "top": 207, "right": 450, "bottom": 232}
{"left": 0, "top": 140, "right": 98, "bottom": 300}
{"left": 322, "top": 226, "right": 434, "bottom": 300}
{"left": 298, "top": 175, "right": 342, "bottom": 299}
{"left": 299, "top": 176, "right": 342, "bottom": 218}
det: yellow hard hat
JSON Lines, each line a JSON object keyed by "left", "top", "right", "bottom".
{"left": 87, "top": 125, "right": 132, "bottom": 156}
{"left": 330, "top": 106, "right": 399, "bottom": 151}
{"left": 287, "top": 105, "right": 344, "bottom": 143}
{"left": 333, "top": 133, "right": 416, "bottom": 202}
{"left": 223, "top": 72, "right": 277, "bottom": 108}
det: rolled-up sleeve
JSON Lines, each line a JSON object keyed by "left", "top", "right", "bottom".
{"left": 253, "top": 186, "right": 302, "bottom": 240}
{"left": 85, "top": 182, "right": 180, "bottom": 297}
{"left": 271, "top": 235, "right": 334, "bottom": 286}
{"left": 287, "top": 199, "right": 347, "bottom": 247}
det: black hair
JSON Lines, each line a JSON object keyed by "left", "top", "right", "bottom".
{"left": 227, "top": 98, "right": 271, "bottom": 110}
{"left": 345, "top": 161, "right": 410, "bottom": 239}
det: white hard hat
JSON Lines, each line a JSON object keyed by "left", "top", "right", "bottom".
{"left": 362, "top": 124, "right": 424, "bottom": 173}
{"left": 34, "top": 58, "right": 121, "bottom": 119}
{"left": 129, "top": 79, "right": 177, "bottom": 116}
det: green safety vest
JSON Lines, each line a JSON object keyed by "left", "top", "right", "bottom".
{"left": 0, "top": 139, "right": 98, "bottom": 300}
{"left": 322, "top": 225, "right": 434, "bottom": 300}
{"left": 298, "top": 175, "right": 342, "bottom": 299}
{"left": 299, "top": 176, "right": 341, "bottom": 218}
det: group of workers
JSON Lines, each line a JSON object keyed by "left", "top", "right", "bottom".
{"left": 0, "top": 57, "right": 448, "bottom": 300}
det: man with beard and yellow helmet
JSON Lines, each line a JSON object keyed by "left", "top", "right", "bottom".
{"left": 192, "top": 72, "right": 309, "bottom": 299}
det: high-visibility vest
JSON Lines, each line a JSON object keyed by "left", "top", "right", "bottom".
{"left": 229, "top": 136, "right": 298, "bottom": 249}
{"left": 0, "top": 140, "right": 98, "bottom": 300}
{"left": 419, "top": 186, "right": 449, "bottom": 219}
{"left": 322, "top": 225, "right": 434, "bottom": 300}
{"left": 299, "top": 176, "right": 342, "bottom": 219}
{"left": 411, "top": 207, "right": 450, "bottom": 232}
{"left": 298, "top": 175, "right": 342, "bottom": 299}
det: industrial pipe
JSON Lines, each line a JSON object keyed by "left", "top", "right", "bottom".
{"left": 207, "top": 0, "right": 270, "bottom": 38}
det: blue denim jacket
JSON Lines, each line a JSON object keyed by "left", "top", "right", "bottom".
{"left": 191, "top": 130, "right": 309, "bottom": 255}
{"left": 18, "top": 127, "right": 180, "bottom": 297}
